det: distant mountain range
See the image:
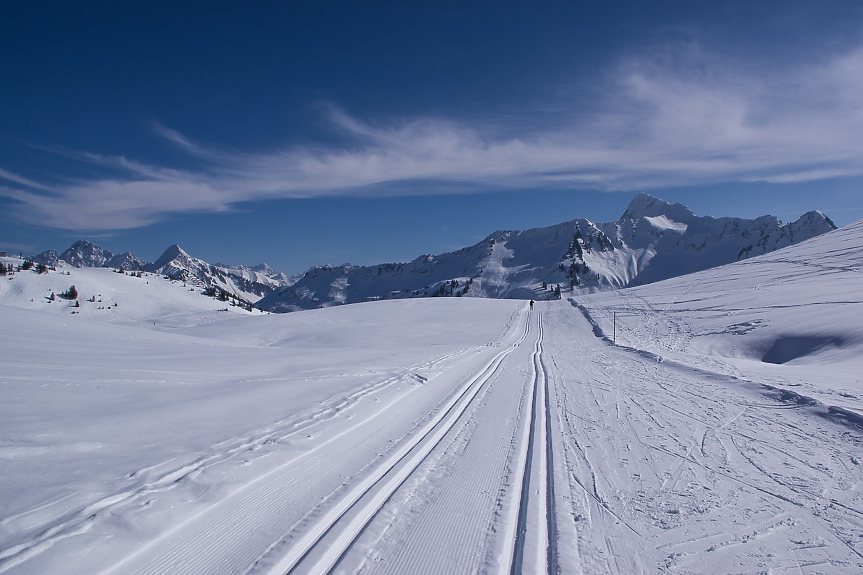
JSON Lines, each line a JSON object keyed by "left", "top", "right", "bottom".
{"left": 256, "top": 193, "right": 836, "bottom": 312}
{"left": 31, "top": 241, "right": 295, "bottom": 304}
{"left": 30, "top": 193, "right": 836, "bottom": 311}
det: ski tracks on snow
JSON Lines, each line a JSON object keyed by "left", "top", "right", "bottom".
{"left": 83, "top": 306, "right": 545, "bottom": 575}
{"left": 2, "top": 305, "right": 569, "bottom": 575}
{"left": 274, "top": 307, "right": 562, "bottom": 575}
{"left": 271, "top": 308, "right": 565, "bottom": 575}
{"left": 544, "top": 301, "right": 863, "bottom": 573}
{"left": 509, "top": 311, "right": 559, "bottom": 575}
{"left": 0, "top": 346, "right": 481, "bottom": 574}
{"left": 264, "top": 312, "right": 534, "bottom": 574}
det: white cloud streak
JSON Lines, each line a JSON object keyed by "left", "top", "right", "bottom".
{"left": 2, "top": 44, "right": 863, "bottom": 230}
{"left": 0, "top": 167, "right": 56, "bottom": 192}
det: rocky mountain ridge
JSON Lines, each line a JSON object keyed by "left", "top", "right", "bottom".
{"left": 256, "top": 193, "right": 837, "bottom": 312}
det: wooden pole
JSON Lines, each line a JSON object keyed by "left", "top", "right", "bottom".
{"left": 613, "top": 311, "right": 616, "bottom": 343}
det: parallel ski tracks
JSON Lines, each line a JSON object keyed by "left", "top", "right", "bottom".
{"left": 0, "top": 348, "right": 486, "bottom": 575}
{"left": 269, "top": 309, "right": 535, "bottom": 574}
{"left": 508, "top": 311, "right": 559, "bottom": 575}
{"left": 10, "top": 307, "right": 552, "bottom": 575}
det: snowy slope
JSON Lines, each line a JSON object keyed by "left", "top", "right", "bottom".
{"left": 0, "top": 256, "right": 257, "bottom": 328}
{"left": 1, "top": 221, "right": 861, "bottom": 574}
{"left": 0, "top": 298, "right": 527, "bottom": 574}
{"left": 573, "top": 218, "right": 863, "bottom": 411}
{"left": 258, "top": 193, "right": 835, "bottom": 312}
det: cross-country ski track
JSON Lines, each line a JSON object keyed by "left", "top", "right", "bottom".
{"left": 97, "top": 307, "right": 562, "bottom": 575}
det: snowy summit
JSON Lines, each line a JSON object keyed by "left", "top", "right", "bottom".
{"left": 258, "top": 194, "right": 836, "bottom": 312}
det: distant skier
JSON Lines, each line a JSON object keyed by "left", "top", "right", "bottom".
{"left": 529, "top": 300, "right": 534, "bottom": 310}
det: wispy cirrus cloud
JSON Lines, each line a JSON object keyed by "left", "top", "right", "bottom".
{"left": 2, "top": 43, "right": 863, "bottom": 230}
{"left": 0, "top": 167, "right": 56, "bottom": 192}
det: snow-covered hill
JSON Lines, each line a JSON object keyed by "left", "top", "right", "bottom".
{"left": 258, "top": 193, "right": 836, "bottom": 312}
{"left": 0, "top": 256, "right": 259, "bottom": 328}
{"left": 574, "top": 217, "right": 863, "bottom": 410}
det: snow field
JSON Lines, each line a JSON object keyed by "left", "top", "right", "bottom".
{"left": 542, "top": 301, "right": 863, "bottom": 572}
{"left": 0, "top": 298, "right": 532, "bottom": 574}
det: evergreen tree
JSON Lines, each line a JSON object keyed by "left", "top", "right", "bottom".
{"left": 0, "top": 262, "right": 6, "bottom": 276}
{"left": 22, "top": 260, "right": 34, "bottom": 271}
{"left": 65, "top": 285, "right": 78, "bottom": 299}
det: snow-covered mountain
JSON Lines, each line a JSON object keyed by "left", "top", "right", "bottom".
{"left": 32, "top": 240, "right": 146, "bottom": 271}
{"left": 213, "top": 262, "right": 295, "bottom": 292}
{"left": 61, "top": 239, "right": 117, "bottom": 268}
{"left": 31, "top": 241, "right": 294, "bottom": 303}
{"left": 146, "top": 245, "right": 294, "bottom": 303}
{"left": 25, "top": 194, "right": 836, "bottom": 312}
{"left": 257, "top": 193, "right": 836, "bottom": 312}
{"left": 109, "top": 251, "right": 147, "bottom": 271}
{"left": 30, "top": 249, "right": 60, "bottom": 267}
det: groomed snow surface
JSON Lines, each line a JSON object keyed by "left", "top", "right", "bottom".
{"left": 1, "top": 222, "right": 862, "bottom": 574}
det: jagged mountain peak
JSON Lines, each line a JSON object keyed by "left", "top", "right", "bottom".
{"left": 60, "top": 239, "right": 115, "bottom": 268}
{"left": 68, "top": 239, "right": 99, "bottom": 249}
{"left": 33, "top": 241, "right": 144, "bottom": 270}
{"left": 799, "top": 210, "right": 838, "bottom": 230}
{"left": 620, "top": 192, "right": 695, "bottom": 223}
{"left": 107, "top": 252, "right": 146, "bottom": 271}
{"left": 151, "top": 244, "right": 190, "bottom": 269}
{"left": 145, "top": 245, "right": 294, "bottom": 302}
{"left": 30, "top": 249, "right": 60, "bottom": 267}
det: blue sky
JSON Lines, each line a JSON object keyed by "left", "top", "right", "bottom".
{"left": 2, "top": 1, "right": 862, "bottom": 274}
